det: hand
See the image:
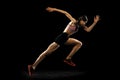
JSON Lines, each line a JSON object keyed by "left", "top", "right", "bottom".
{"left": 94, "top": 15, "right": 100, "bottom": 23}
{"left": 46, "top": 7, "right": 55, "bottom": 12}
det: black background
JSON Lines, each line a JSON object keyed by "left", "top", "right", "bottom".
{"left": 3, "top": 0, "right": 118, "bottom": 80}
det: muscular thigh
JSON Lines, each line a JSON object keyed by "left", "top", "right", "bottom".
{"left": 64, "top": 38, "right": 81, "bottom": 45}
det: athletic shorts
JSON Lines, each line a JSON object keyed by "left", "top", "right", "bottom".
{"left": 55, "top": 33, "right": 69, "bottom": 45}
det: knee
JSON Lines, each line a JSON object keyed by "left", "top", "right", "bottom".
{"left": 42, "top": 50, "right": 51, "bottom": 57}
{"left": 44, "top": 42, "right": 60, "bottom": 55}
{"left": 76, "top": 41, "right": 82, "bottom": 48}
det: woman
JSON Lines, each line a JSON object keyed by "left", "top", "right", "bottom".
{"left": 28, "top": 7, "right": 100, "bottom": 76}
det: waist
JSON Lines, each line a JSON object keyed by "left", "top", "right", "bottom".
{"left": 63, "top": 31, "right": 76, "bottom": 36}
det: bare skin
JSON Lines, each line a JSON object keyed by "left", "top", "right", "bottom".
{"left": 31, "top": 7, "right": 100, "bottom": 70}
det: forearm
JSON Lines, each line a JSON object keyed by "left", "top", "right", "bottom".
{"left": 85, "top": 22, "right": 97, "bottom": 32}
{"left": 53, "top": 8, "right": 67, "bottom": 14}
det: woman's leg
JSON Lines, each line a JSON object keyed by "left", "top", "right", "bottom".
{"left": 28, "top": 42, "right": 60, "bottom": 76}
{"left": 64, "top": 38, "right": 82, "bottom": 66}
{"left": 32, "top": 42, "right": 60, "bottom": 70}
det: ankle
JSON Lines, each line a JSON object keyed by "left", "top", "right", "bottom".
{"left": 66, "top": 57, "right": 71, "bottom": 60}
{"left": 32, "top": 65, "right": 36, "bottom": 70}
{"left": 33, "top": 67, "right": 35, "bottom": 70}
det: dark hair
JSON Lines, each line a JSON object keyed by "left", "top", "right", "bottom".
{"left": 75, "top": 15, "right": 88, "bottom": 29}
{"left": 78, "top": 15, "right": 88, "bottom": 22}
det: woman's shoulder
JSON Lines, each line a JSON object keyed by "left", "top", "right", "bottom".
{"left": 69, "top": 21, "right": 77, "bottom": 24}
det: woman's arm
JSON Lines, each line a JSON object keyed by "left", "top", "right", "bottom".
{"left": 46, "top": 7, "right": 76, "bottom": 22}
{"left": 83, "top": 15, "right": 100, "bottom": 32}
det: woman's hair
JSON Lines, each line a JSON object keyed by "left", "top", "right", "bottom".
{"left": 78, "top": 15, "right": 88, "bottom": 22}
{"left": 75, "top": 15, "right": 88, "bottom": 28}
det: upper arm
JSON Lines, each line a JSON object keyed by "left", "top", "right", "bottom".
{"left": 64, "top": 11, "right": 76, "bottom": 22}
{"left": 47, "top": 7, "right": 77, "bottom": 22}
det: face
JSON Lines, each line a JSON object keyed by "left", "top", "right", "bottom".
{"left": 79, "top": 20, "right": 87, "bottom": 26}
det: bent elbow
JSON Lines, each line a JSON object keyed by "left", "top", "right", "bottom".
{"left": 64, "top": 11, "right": 68, "bottom": 15}
{"left": 84, "top": 28, "right": 91, "bottom": 32}
{"left": 86, "top": 30, "right": 91, "bottom": 32}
